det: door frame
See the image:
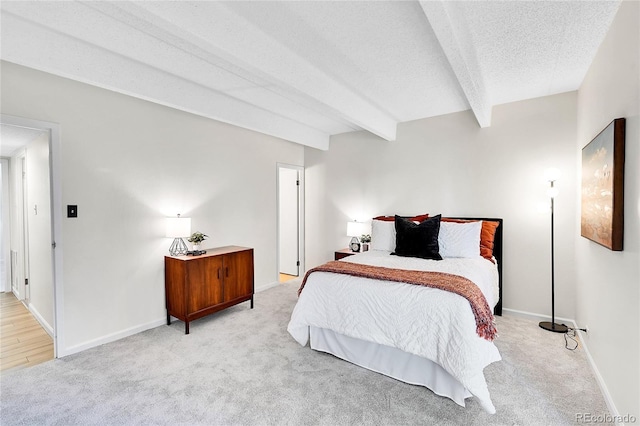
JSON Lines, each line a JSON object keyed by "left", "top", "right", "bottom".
{"left": 1, "top": 114, "right": 64, "bottom": 358}
{"left": 276, "top": 163, "right": 304, "bottom": 282}
{"left": 0, "top": 158, "right": 10, "bottom": 293}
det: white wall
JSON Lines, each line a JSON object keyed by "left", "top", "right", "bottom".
{"left": 25, "top": 132, "right": 54, "bottom": 332}
{"left": 576, "top": 0, "right": 639, "bottom": 418}
{"left": 305, "top": 92, "right": 578, "bottom": 320}
{"left": 0, "top": 60, "right": 304, "bottom": 354}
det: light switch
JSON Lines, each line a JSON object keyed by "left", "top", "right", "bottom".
{"left": 67, "top": 205, "right": 78, "bottom": 218}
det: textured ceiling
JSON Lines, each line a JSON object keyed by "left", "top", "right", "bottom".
{"left": 0, "top": 1, "right": 621, "bottom": 150}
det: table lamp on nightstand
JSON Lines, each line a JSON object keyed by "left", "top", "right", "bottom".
{"left": 166, "top": 214, "right": 191, "bottom": 256}
{"left": 347, "top": 220, "right": 366, "bottom": 252}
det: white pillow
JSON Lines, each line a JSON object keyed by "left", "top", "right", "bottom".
{"left": 438, "top": 221, "right": 482, "bottom": 258}
{"left": 371, "top": 220, "right": 396, "bottom": 252}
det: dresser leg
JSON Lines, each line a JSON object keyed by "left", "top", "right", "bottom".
{"left": 166, "top": 311, "right": 171, "bottom": 326}
{"left": 185, "top": 321, "right": 189, "bottom": 335}
{"left": 250, "top": 296, "right": 254, "bottom": 309}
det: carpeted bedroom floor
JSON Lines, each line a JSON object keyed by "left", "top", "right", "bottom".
{"left": 0, "top": 279, "right": 611, "bottom": 425}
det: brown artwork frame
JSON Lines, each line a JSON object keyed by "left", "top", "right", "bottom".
{"left": 580, "top": 118, "right": 625, "bottom": 251}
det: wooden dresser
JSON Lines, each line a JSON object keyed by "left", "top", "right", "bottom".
{"left": 164, "top": 245, "right": 254, "bottom": 334}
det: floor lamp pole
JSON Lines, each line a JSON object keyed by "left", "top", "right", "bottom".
{"left": 540, "top": 179, "right": 568, "bottom": 333}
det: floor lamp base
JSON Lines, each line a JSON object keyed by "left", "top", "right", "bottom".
{"left": 539, "top": 321, "right": 568, "bottom": 333}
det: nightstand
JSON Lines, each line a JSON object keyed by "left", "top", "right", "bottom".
{"left": 335, "top": 248, "right": 357, "bottom": 260}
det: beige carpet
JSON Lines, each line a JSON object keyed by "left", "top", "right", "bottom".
{"left": 0, "top": 280, "right": 611, "bottom": 425}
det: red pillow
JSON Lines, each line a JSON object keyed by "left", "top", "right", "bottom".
{"left": 441, "top": 218, "right": 500, "bottom": 262}
{"left": 373, "top": 213, "right": 429, "bottom": 222}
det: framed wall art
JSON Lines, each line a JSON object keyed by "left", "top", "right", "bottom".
{"left": 580, "top": 118, "right": 625, "bottom": 251}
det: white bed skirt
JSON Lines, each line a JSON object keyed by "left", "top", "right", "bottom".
{"left": 309, "top": 326, "right": 472, "bottom": 407}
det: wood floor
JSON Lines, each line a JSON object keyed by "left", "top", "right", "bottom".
{"left": 0, "top": 292, "right": 53, "bottom": 373}
{"left": 279, "top": 273, "right": 298, "bottom": 283}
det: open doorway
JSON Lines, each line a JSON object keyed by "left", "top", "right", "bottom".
{"left": 277, "top": 164, "right": 304, "bottom": 283}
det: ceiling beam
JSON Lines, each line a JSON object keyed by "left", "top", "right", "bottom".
{"left": 419, "top": 1, "right": 492, "bottom": 128}
{"left": 0, "top": 10, "right": 331, "bottom": 150}
{"left": 0, "top": 2, "right": 333, "bottom": 150}
{"left": 103, "top": 1, "right": 399, "bottom": 141}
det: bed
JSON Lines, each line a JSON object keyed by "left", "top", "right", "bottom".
{"left": 287, "top": 216, "right": 503, "bottom": 413}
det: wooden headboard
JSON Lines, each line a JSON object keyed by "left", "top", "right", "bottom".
{"left": 450, "top": 217, "right": 503, "bottom": 316}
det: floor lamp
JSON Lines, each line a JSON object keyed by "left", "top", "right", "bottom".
{"left": 539, "top": 169, "right": 568, "bottom": 333}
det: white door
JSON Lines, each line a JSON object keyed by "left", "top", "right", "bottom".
{"left": 11, "top": 153, "right": 29, "bottom": 301}
{"left": 22, "top": 156, "right": 29, "bottom": 302}
{"left": 0, "top": 159, "right": 10, "bottom": 292}
{"left": 278, "top": 167, "right": 299, "bottom": 276}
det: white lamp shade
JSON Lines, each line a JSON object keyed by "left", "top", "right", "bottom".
{"left": 346, "top": 221, "right": 367, "bottom": 237}
{"left": 166, "top": 217, "right": 191, "bottom": 238}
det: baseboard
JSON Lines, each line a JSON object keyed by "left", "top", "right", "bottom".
{"left": 255, "top": 281, "right": 280, "bottom": 293}
{"left": 62, "top": 318, "right": 166, "bottom": 357}
{"left": 27, "top": 302, "right": 54, "bottom": 337}
{"left": 64, "top": 282, "right": 280, "bottom": 357}
{"left": 502, "top": 307, "right": 621, "bottom": 423}
{"left": 502, "top": 307, "right": 576, "bottom": 326}
{"left": 575, "top": 330, "right": 623, "bottom": 424}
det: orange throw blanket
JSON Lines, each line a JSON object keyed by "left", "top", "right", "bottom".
{"left": 299, "top": 260, "right": 497, "bottom": 341}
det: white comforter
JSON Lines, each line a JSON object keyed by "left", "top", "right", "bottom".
{"left": 287, "top": 250, "right": 502, "bottom": 413}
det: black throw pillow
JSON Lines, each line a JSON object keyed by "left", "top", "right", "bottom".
{"left": 392, "top": 214, "right": 442, "bottom": 260}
